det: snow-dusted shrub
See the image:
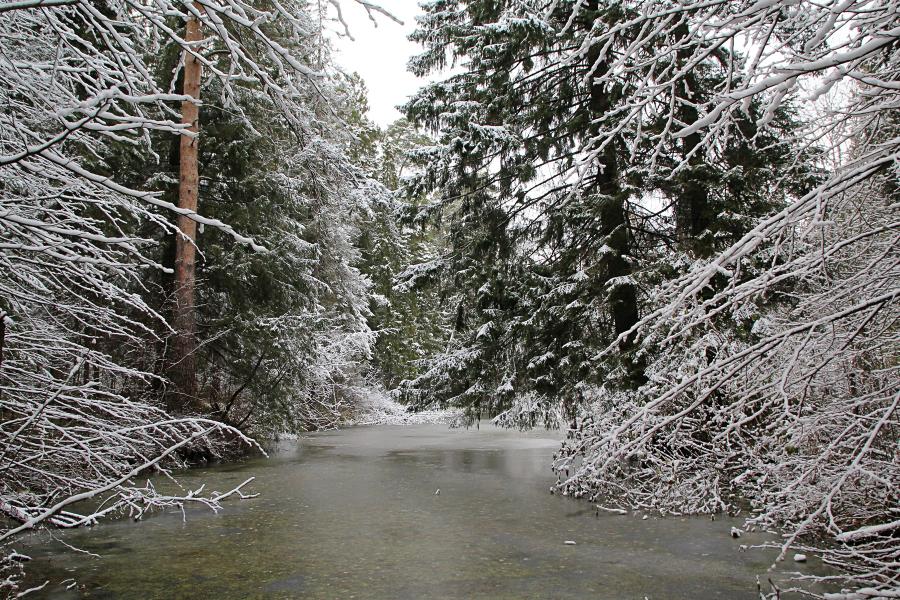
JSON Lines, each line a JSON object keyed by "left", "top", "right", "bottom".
{"left": 351, "top": 388, "right": 460, "bottom": 426}
{"left": 555, "top": 162, "right": 898, "bottom": 597}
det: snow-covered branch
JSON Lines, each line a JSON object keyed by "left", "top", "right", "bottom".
{"left": 549, "top": 2, "right": 899, "bottom": 596}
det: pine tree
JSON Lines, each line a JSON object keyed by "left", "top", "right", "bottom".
{"left": 143, "top": 24, "right": 382, "bottom": 433}
{"left": 401, "top": 0, "right": 811, "bottom": 427}
{"left": 341, "top": 76, "right": 449, "bottom": 390}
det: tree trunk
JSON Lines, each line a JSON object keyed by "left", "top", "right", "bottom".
{"left": 673, "top": 24, "right": 714, "bottom": 258}
{"left": 171, "top": 7, "right": 202, "bottom": 411}
{"left": 585, "top": 1, "right": 642, "bottom": 386}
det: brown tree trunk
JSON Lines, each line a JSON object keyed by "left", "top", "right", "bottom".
{"left": 171, "top": 7, "right": 202, "bottom": 411}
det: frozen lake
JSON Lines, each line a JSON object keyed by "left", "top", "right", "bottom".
{"left": 20, "top": 424, "right": 829, "bottom": 598}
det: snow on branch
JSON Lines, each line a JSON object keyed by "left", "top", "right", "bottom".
{"left": 549, "top": 1, "right": 900, "bottom": 597}
{"left": 0, "top": 0, "right": 391, "bottom": 592}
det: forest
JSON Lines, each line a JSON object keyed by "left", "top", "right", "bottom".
{"left": 0, "top": 0, "right": 897, "bottom": 598}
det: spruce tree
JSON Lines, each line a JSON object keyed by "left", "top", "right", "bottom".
{"left": 401, "top": 0, "right": 811, "bottom": 426}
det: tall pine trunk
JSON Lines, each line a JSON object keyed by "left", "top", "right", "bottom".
{"left": 585, "top": 0, "right": 642, "bottom": 386}
{"left": 171, "top": 8, "right": 202, "bottom": 411}
{"left": 673, "top": 24, "right": 714, "bottom": 259}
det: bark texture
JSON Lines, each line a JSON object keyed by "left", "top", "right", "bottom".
{"left": 171, "top": 8, "right": 202, "bottom": 409}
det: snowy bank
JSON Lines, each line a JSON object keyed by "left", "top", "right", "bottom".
{"left": 351, "top": 390, "right": 461, "bottom": 426}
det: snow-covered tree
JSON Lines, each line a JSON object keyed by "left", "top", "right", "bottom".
{"left": 105, "top": 33, "right": 384, "bottom": 435}
{"left": 351, "top": 117, "right": 448, "bottom": 389}
{"left": 542, "top": 2, "right": 899, "bottom": 596}
{"left": 0, "top": 0, "right": 394, "bottom": 589}
{"left": 401, "top": 0, "right": 807, "bottom": 426}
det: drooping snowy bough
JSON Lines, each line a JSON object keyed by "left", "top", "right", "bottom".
{"left": 0, "top": 0, "right": 390, "bottom": 593}
{"left": 550, "top": 1, "right": 899, "bottom": 597}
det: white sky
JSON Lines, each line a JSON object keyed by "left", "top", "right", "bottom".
{"left": 331, "top": 2, "right": 426, "bottom": 127}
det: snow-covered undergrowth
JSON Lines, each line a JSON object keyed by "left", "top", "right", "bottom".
{"left": 490, "top": 392, "right": 568, "bottom": 430}
{"left": 553, "top": 184, "right": 898, "bottom": 597}
{"left": 351, "top": 390, "right": 461, "bottom": 426}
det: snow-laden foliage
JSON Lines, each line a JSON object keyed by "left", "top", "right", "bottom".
{"left": 351, "top": 388, "right": 460, "bottom": 426}
{"left": 557, "top": 175, "right": 898, "bottom": 597}
{"left": 0, "top": 0, "right": 393, "bottom": 584}
{"left": 543, "top": 1, "right": 900, "bottom": 596}
{"left": 168, "top": 79, "right": 381, "bottom": 435}
{"left": 342, "top": 87, "right": 450, "bottom": 391}
{"left": 402, "top": 0, "right": 805, "bottom": 421}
